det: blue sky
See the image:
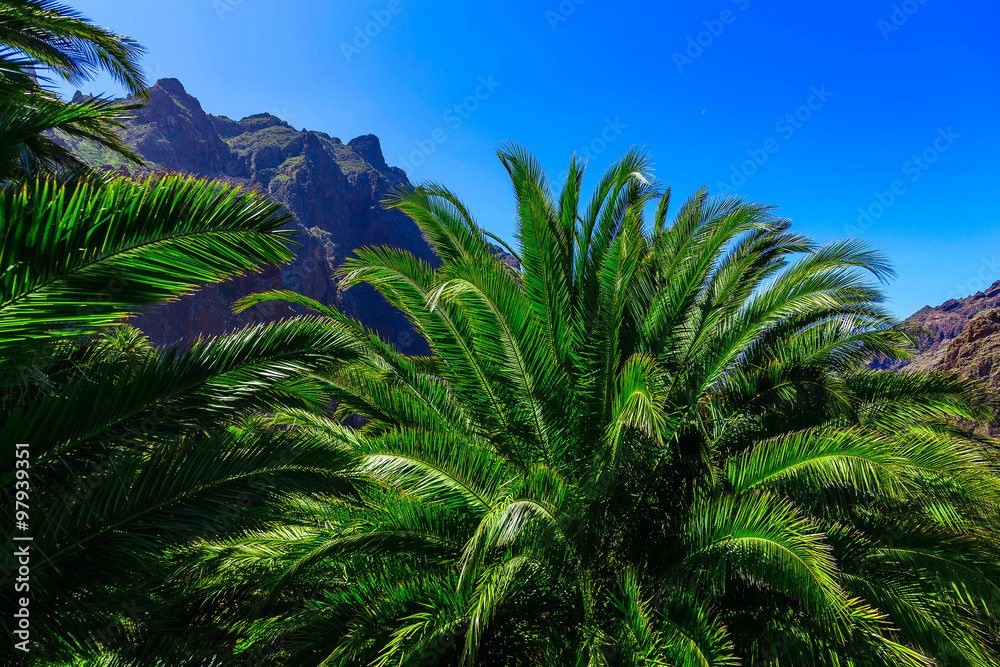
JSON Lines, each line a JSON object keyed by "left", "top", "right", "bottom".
{"left": 60, "top": 0, "right": 1000, "bottom": 317}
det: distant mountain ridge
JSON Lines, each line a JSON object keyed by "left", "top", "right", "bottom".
{"left": 934, "top": 307, "right": 1000, "bottom": 390}
{"left": 65, "top": 78, "right": 438, "bottom": 350}
{"left": 871, "top": 279, "right": 1000, "bottom": 433}
{"left": 873, "top": 279, "right": 1000, "bottom": 375}
{"left": 64, "top": 78, "right": 995, "bottom": 394}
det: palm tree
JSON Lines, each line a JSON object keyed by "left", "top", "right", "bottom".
{"left": 0, "top": 82, "right": 142, "bottom": 178}
{"left": 157, "top": 145, "right": 1000, "bottom": 666}
{"left": 0, "top": 0, "right": 146, "bottom": 94}
{"left": 0, "top": 171, "right": 381, "bottom": 664}
{"left": 0, "top": 6, "right": 382, "bottom": 663}
{"left": 0, "top": 9, "right": 361, "bottom": 658}
{"left": 0, "top": 0, "right": 148, "bottom": 177}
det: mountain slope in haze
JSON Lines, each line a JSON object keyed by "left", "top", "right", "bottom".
{"left": 63, "top": 78, "right": 437, "bottom": 351}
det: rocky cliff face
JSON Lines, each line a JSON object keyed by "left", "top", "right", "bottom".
{"left": 66, "top": 78, "right": 436, "bottom": 352}
{"left": 869, "top": 280, "right": 1000, "bottom": 432}
{"left": 926, "top": 307, "right": 1000, "bottom": 435}
{"left": 933, "top": 308, "right": 1000, "bottom": 388}
{"left": 872, "top": 279, "right": 1000, "bottom": 373}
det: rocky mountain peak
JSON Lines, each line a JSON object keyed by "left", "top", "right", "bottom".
{"left": 348, "top": 134, "right": 389, "bottom": 173}
{"left": 151, "top": 77, "right": 188, "bottom": 97}
{"left": 236, "top": 113, "right": 296, "bottom": 133}
{"left": 61, "top": 79, "right": 436, "bottom": 352}
{"left": 75, "top": 77, "right": 235, "bottom": 176}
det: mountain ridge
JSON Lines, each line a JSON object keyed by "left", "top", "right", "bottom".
{"left": 64, "top": 78, "right": 437, "bottom": 351}
{"left": 65, "top": 78, "right": 995, "bottom": 389}
{"left": 873, "top": 278, "right": 1000, "bottom": 375}
{"left": 871, "top": 278, "right": 1000, "bottom": 433}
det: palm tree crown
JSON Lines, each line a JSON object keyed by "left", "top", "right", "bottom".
{"left": 0, "top": 0, "right": 146, "bottom": 94}
{"left": 0, "top": 0, "right": 148, "bottom": 177}
{"left": 149, "top": 145, "right": 1000, "bottom": 666}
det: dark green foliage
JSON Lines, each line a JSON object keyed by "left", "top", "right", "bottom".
{"left": 2, "top": 4, "right": 998, "bottom": 664}
{"left": 0, "top": 0, "right": 148, "bottom": 178}
{"left": 131, "top": 146, "right": 1000, "bottom": 666}
{"left": 0, "top": 174, "right": 299, "bottom": 369}
{"left": 0, "top": 4, "right": 355, "bottom": 662}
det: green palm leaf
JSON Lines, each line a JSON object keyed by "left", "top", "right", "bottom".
{"left": 0, "top": 174, "right": 296, "bottom": 368}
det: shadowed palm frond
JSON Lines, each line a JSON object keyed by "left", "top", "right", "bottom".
{"left": 0, "top": 174, "right": 296, "bottom": 369}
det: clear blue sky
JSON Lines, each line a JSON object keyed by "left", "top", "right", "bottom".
{"left": 60, "top": 0, "right": 1000, "bottom": 317}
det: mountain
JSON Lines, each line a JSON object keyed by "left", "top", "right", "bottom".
{"left": 71, "top": 78, "right": 992, "bottom": 392}
{"left": 64, "top": 78, "right": 438, "bottom": 352}
{"left": 934, "top": 307, "right": 1000, "bottom": 389}
{"left": 873, "top": 279, "right": 1000, "bottom": 374}
{"left": 871, "top": 280, "right": 1000, "bottom": 433}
